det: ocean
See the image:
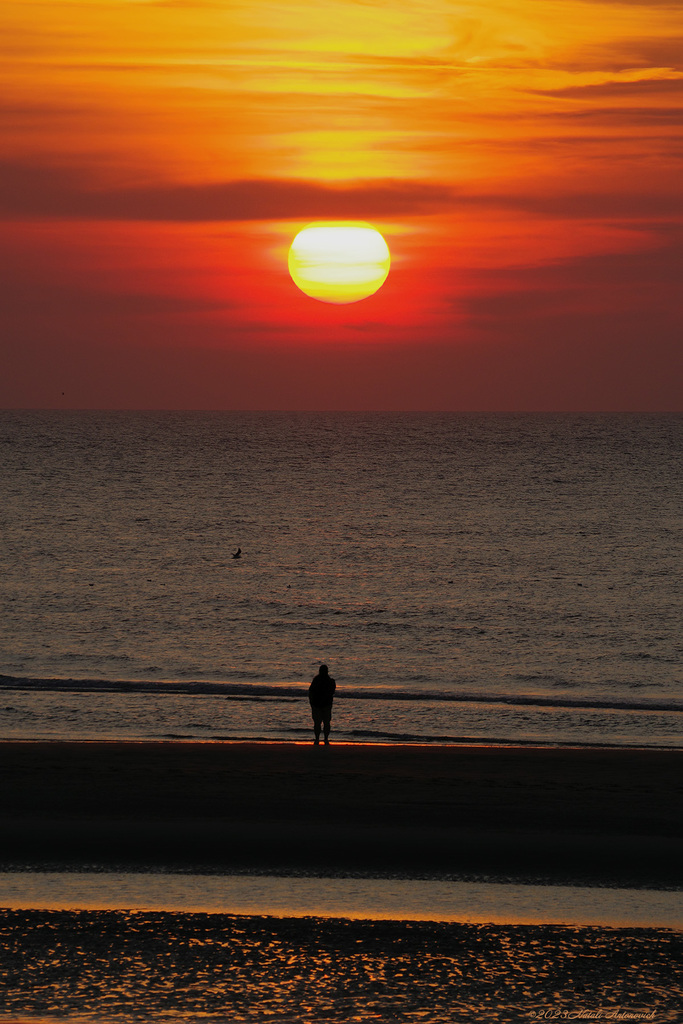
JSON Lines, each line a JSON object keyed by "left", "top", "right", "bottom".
{"left": 1, "top": 411, "right": 681, "bottom": 747}
{"left": 2, "top": 411, "right": 682, "bottom": 1024}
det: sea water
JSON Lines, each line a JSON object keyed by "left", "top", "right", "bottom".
{"left": 1, "top": 411, "right": 681, "bottom": 747}
{"left": 0, "top": 871, "right": 681, "bottom": 927}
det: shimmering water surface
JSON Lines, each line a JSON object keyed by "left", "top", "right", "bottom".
{"left": 1, "top": 412, "right": 681, "bottom": 747}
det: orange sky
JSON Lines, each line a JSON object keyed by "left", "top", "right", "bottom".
{"left": 1, "top": 0, "right": 682, "bottom": 410}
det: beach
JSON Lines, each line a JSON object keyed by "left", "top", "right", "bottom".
{"left": 0, "top": 730, "right": 681, "bottom": 1024}
{"left": 2, "top": 740, "right": 681, "bottom": 1021}
{"left": 1, "top": 910, "right": 681, "bottom": 1023}
{"left": 0, "top": 741, "right": 680, "bottom": 886}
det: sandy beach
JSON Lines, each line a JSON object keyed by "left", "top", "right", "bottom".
{"left": 0, "top": 741, "right": 680, "bottom": 886}
{"left": 0, "top": 909, "right": 681, "bottom": 1023}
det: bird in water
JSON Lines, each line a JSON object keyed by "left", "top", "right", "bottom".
{"left": 232, "top": 547, "right": 242, "bottom": 559}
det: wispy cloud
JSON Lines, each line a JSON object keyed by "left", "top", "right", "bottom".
{"left": 3, "top": 157, "right": 683, "bottom": 228}
{"left": 0, "top": 162, "right": 456, "bottom": 221}
{"left": 533, "top": 77, "right": 683, "bottom": 98}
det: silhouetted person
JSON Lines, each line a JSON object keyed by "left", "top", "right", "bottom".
{"left": 309, "top": 664, "right": 336, "bottom": 745}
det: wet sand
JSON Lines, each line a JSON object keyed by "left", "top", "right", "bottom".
{"left": 1, "top": 909, "right": 681, "bottom": 1023}
{"left": 0, "top": 741, "right": 681, "bottom": 885}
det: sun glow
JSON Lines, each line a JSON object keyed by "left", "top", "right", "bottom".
{"left": 288, "top": 223, "right": 391, "bottom": 304}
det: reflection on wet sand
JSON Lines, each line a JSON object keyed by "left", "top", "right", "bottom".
{"left": 0, "top": 871, "right": 681, "bottom": 929}
{"left": 0, "top": 910, "right": 680, "bottom": 1023}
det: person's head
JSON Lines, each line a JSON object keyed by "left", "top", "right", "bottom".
{"left": 319, "top": 664, "right": 328, "bottom": 676}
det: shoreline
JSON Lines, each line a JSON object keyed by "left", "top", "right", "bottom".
{"left": 1, "top": 740, "right": 681, "bottom": 887}
{"left": 1, "top": 871, "right": 681, "bottom": 927}
{"left": 2, "top": 735, "right": 682, "bottom": 753}
{"left": 1, "top": 736, "right": 681, "bottom": 754}
{"left": 2, "top": 672, "right": 681, "bottom": 713}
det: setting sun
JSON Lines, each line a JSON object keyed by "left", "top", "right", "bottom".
{"left": 288, "top": 224, "right": 390, "bottom": 304}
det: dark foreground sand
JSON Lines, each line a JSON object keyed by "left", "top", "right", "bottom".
{"left": 0, "top": 909, "right": 681, "bottom": 1023}
{"left": 0, "top": 741, "right": 680, "bottom": 885}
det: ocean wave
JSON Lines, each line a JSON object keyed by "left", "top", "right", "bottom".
{"left": 1, "top": 674, "right": 681, "bottom": 715}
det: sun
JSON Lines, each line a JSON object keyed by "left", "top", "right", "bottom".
{"left": 288, "top": 223, "right": 390, "bottom": 304}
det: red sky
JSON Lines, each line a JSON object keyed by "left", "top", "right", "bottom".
{"left": 1, "top": 0, "right": 682, "bottom": 410}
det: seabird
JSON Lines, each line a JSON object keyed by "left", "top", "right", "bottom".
{"left": 232, "top": 547, "right": 242, "bottom": 559}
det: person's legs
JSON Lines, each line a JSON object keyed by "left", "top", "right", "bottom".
{"left": 322, "top": 705, "right": 332, "bottom": 744}
{"left": 311, "top": 706, "right": 323, "bottom": 744}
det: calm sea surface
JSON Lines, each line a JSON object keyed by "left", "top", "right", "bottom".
{"left": 1, "top": 411, "right": 681, "bottom": 747}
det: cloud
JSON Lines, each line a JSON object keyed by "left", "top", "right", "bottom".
{"left": 547, "top": 106, "right": 683, "bottom": 126}
{"left": 507, "top": 192, "right": 683, "bottom": 220}
{"left": 0, "top": 162, "right": 455, "bottom": 222}
{"left": 581, "top": 0, "right": 680, "bottom": 5}
{"left": 463, "top": 233, "right": 683, "bottom": 315}
{"left": 0, "top": 279, "right": 231, "bottom": 318}
{"left": 534, "top": 77, "right": 683, "bottom": 99}
{"left": 2, "top": 159, "right": 682, "bottom": 227}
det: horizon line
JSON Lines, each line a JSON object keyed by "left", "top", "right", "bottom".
{"left": 2, "top": 407, "right": 682, "bottom": 416}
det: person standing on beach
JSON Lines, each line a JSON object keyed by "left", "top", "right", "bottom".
{"left": 309, "top": 664, "right": 336, "bottom": 745}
